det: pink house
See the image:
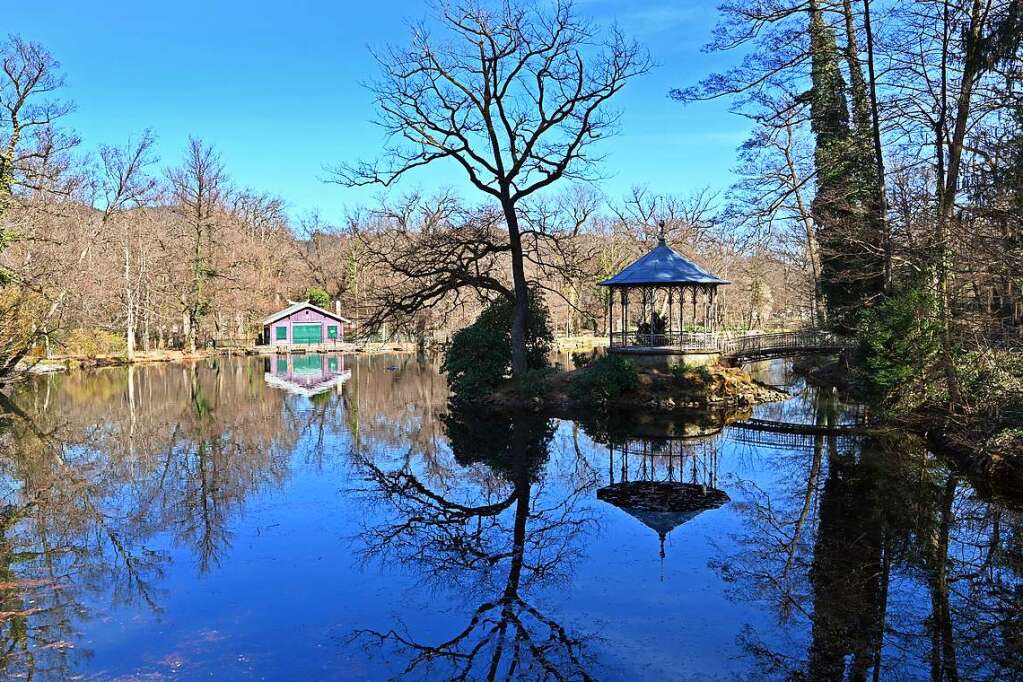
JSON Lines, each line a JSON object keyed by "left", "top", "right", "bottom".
{"left": 262, "top": 301, "right": 352, "bottom": 346}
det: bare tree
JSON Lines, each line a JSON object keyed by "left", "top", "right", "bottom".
{"left": 98, "top": 131, "right": 158, "bottom": 361}
{"left": 336, "top": 0, "right": 649, "bottom": 375}
{"left": 167, "top": 138, "right": 228, "bottom": 353}
{"left": 0, "top": 36, "right": 77, "bottom": 216}
{"left": 0, "top": 36, "right": 79, "bottom": 379}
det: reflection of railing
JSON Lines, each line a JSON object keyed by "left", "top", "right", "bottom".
{"left": 727, "top": 418, "right": 867, "bottom": 451}
{"left": 610, "top": 329, "right": 853, "bottom": 360}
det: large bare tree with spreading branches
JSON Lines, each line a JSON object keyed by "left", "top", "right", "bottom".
{"left": 336, "top": 0, "right": 649, "bottom": 375}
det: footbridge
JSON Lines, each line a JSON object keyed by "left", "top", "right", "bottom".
{"left": 719, "top": 330, "right": 853, "bottom": 364}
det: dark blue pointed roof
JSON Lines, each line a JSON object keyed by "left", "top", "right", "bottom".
{"left": 600, "top": 238, "right": 730, "bottom": 287}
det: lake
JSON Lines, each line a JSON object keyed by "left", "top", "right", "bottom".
{"left": 0, "top": 353, "right": 1019, "bottom": 680}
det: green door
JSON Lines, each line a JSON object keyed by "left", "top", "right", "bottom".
{"left": 292, "top": 323, "right": 322, "bottom": 344}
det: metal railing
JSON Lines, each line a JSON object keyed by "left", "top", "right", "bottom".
{"left": 718, "top": 330, "right": 847, "bottom": 359}
{"left": 610, "top": 330, "right": 723, "bottom": 351}
{"left": 610, "top": 329, "right": 852, "bottom": 358}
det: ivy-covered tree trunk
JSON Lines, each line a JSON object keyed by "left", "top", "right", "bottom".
{"left": 808, "top": 0, "right": 855, "bottom": 329}
{"left": 808, "top": 0, "right": 884, "bottom": 330}
{"left": 841, "top": 0, "right": 888, "bottom": 296}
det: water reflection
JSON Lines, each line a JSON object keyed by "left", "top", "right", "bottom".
{"left": 0, "top": 356, "right": 1020, "bottom": 679}
{"left": 350, "top": 408, "right": 599, "bottom": 679}
{"left": 595, "top": 416, "right": 729, "bottom": 559}
{"left": 717, "top": 417, "right": 1023, "bottom": 680}
{"left": 263, "top": 353, "right": 351, "bottom": 397}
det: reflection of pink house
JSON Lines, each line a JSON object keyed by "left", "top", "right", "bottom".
{"left": 264, "top": 353, "right": 351, "bottom": 397}
{"left": 262, "top": 301, "right": 352, "bottom": 346}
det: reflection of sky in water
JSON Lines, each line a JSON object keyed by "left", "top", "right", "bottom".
{"left": 0, "top": 355, "right": 1017, "bottom": 680}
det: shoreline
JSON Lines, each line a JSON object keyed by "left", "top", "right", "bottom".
{"left": 10, "top": 343, "right": 421, "bottom": 379}
{"left": 795, "top": 355, "right": 1023, "bottom": 506}
{"left": 474, "top": 363, "right": 790, "bottom": 415}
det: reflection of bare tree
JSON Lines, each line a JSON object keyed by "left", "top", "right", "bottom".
{"left": 0, "top": 391, "right": 166, "bottom": 678}
{"left": 351, "top": 409, "right": 599, "bottom": 680}
{"left": 716, "top": 411, "right": 1023, "bottom": 681}
{"left": 0, "top": 356, "right": 302, "bottom": 676}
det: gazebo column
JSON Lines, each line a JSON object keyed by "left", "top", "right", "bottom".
{"left": 606, "top": 288, "right": 613, "bottom": 346}
{"left": 667, "top": 288, "right": 674, "bottom": 346}
{"left": 640, "top": 288, "right": 648, "bottom": 343}
{"left": 621, "top": 289, "right": 629, "bottom": 346}
{"left": 711, "top": 287, "right": 718, "bottom": 332}
{"left": 679, "top": 286, "right": 686, "bottom": 334}
{"left": 691, "top": 287, "right": 697, "bottom": 329}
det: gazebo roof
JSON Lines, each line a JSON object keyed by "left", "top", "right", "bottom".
{"left": 599, "top": 238, "right": 729, "bottom": 287}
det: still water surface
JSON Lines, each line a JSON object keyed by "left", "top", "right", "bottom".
{"left": 0, "top": 354, "right": 1020, "bottom": 680}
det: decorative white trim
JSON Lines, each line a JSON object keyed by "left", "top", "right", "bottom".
{"left": 263, "top": 300, "right": 353, "bottom": 326}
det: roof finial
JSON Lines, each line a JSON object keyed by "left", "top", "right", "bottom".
{"left": 657, "top": 220, "right": 666, "bottom": 245}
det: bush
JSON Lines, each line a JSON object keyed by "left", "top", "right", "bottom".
{"left": 442, "top": 291, "right": 554, "bottom": 398}
{"left": 957, "top": 350, "right": 1023, "bottom": 427}
{"left": 671, "top": 362, "right": 712, "bottom": 387}
{"left": 305, "top": 287, "right": 331, "bottom": 308}
{"left": 60, "top": 328, "right": 127, "bottom": 356}
{"left": 507, "top": 367, "right": 556, "bottom": 401}
{"left": 571, "top": 351, "right": 595, "bottom": 369}
{"left": 570, "top": 354, "right": 639, "bottom": 403}
{"left": 858, "top": 286, "right": 941, "bottom": 406}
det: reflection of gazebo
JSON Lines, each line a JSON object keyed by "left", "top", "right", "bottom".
{"left": 598, "top": 482, "right": 729, "bottom": 558}
{"left": 600, "top": 225, "right": 729, "bottom": 355}
{"left": 597, "top": 428, "right": 729, "bottom": 558}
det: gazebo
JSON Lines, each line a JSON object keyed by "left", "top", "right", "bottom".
{"left": 600, "top": 228, "right": 729, "bottom": 355}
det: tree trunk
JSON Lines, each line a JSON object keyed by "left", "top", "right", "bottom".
{"left": 183, "top": 310, "right": 194, "bottom": 353}
{"left": 862, "top": 0, "right": 892, "bottom": 291}
{"left": 126, "top": 306, "right": 136, "bottom": 362}
{"left": 935, "top": 0, "right": 985, "bottom": 409}
{"left": 124, "top": 245, "right": 135, "bottom": 363}
{"left": 504, "top": 201, "right": 530, "bottom": 377}
{"left": 142, "top": 288, "right": 151, "bottom": 352}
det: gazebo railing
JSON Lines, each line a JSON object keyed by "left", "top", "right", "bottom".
{"left": 610, "top": 329, "right": 851, "bottom": 356}
{"left": 610, "top": 330, "right": 723, "bottom": 351}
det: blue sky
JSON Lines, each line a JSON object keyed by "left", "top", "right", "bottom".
{"left": 9, "top": 1, "right": 749, "bottom": 219}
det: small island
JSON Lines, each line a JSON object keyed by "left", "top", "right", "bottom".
{"left": 444, "top": 231, "right": 833, "bottom": 414}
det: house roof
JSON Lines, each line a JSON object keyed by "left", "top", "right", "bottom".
{"left": 600, "top": 238, "right": 730, "bottom": 287}
{"left": 263, "top": 301, "right": 352, "bottom": 325}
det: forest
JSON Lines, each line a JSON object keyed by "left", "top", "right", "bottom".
{"left": 1, "top": 0, "right": 1021, "bottom": 416}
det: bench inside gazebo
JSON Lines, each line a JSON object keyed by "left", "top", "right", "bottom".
{"left": 600, "top": 231, "right": 729, "bottom": 362}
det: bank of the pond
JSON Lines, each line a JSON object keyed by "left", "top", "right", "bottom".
{"left": 9, "top": 342, "right": 420, "bottom": 379}
{"left": 796, "top": 354, "right": 1023, "bottom": 503}
{"left": 481, "top": 361, "right": 789, "bottom": 413}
